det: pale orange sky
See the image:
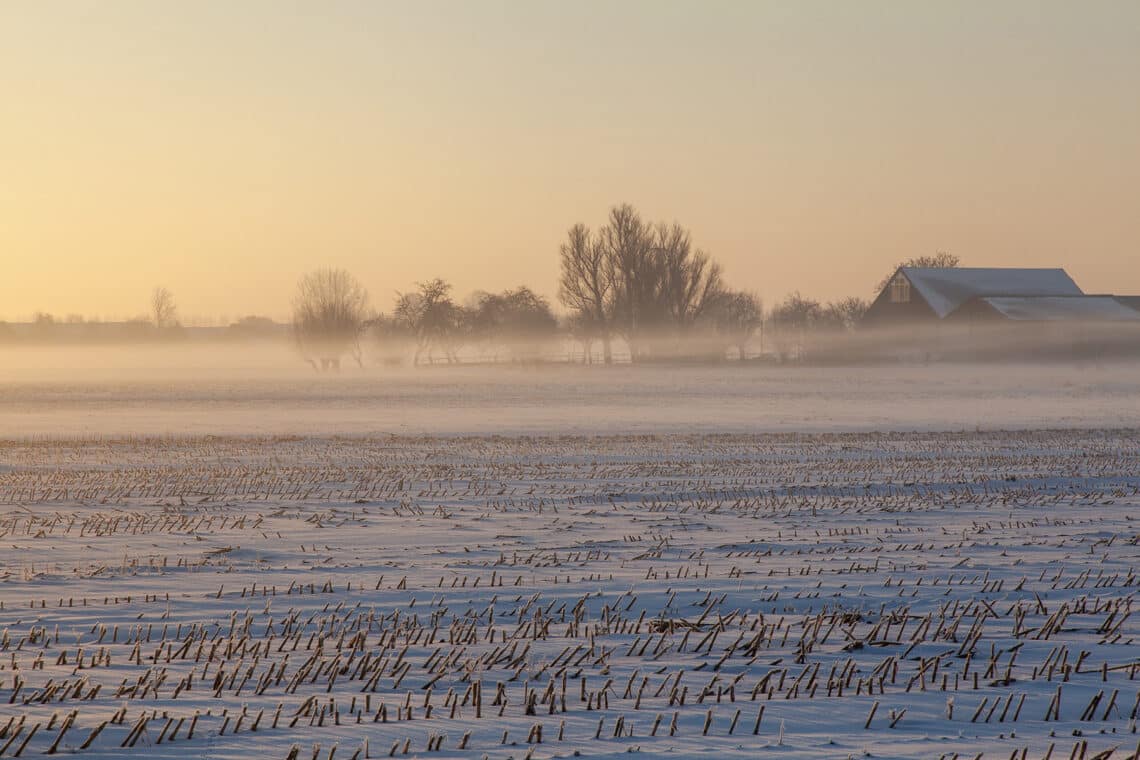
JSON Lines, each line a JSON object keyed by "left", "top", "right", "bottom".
{"left": 2, "top": 1, "right": 1138, "bottom": 323}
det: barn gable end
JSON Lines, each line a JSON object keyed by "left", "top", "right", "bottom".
{"left": 862, "top": 268, "right": 940, "bottom": 327}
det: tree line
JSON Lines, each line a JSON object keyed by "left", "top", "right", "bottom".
{"left": 293, "top": 274, "right": 563, "bottom": 370}
{"left": 0, "top": 286, "right": 292, "bottom": 345}
{"left": 1, "top": 203, "right": 956, "bottom": 360}
{"left": 292, "top": 203, "right": 952, "bottom": 369}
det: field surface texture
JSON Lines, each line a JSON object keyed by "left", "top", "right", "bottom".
{"left": 0, "top": 431, "right": 1137, "bottom": 759}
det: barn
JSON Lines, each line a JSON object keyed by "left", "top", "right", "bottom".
{"left": 862, "top": 267, "right": 1140, "bottom": 327}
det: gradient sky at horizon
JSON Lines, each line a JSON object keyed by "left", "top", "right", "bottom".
{"left": 2, "top": 1, "right": 1138, "bottom": 323}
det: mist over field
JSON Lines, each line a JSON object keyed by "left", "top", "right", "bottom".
{"left": 1, "top": 343, "right": 1139, "bottom": 437}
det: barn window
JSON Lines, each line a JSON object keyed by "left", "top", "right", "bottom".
{"left": 889, "top": 274, "right": 911, "bottom": 303}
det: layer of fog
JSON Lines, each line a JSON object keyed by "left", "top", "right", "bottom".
{"left": 2, "top": 342, "right": 1138, "bottom": 438}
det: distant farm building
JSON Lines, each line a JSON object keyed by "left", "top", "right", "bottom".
{"left": 863, "top": 267, "right": 1140, "bottom": 327}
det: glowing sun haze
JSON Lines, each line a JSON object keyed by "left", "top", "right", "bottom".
{"left": 2, "top": 1, "right": 1138, "bottom": 322}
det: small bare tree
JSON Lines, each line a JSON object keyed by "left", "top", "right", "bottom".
{"left": 151, "top": 287, "right": 178, "bottom": 329}
{"left": 769, "top": 292, "right": 823, "bottom": 362}
{"left": 292, "top": 268, "right": 370, "bottom": 371}
{"left": 393, "top": 278, "right": 466, "bottom": 365}
{"left": 708, "top": 290, "right": 763, "bottom": 360}
{"left": 820, "top": 296, "right": 870, "bottom": 331}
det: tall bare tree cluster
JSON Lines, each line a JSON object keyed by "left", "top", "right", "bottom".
{"left": 559, "top": 204, "right": 738, "bottom": 362}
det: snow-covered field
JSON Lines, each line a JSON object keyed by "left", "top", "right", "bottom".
{"left": 1, "top": 430, "right": 1137, "bottom": 759}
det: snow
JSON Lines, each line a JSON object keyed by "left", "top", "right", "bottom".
{"left": 901, "top": 268, "right": 1083, "bottom": 318}
{"left": 0, "top": 430, "right": 1137, "bottom": 760}
{"left": 1, "top": 354, "right": 1138, "bottom": 758}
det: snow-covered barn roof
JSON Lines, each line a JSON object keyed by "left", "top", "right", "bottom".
{"left": 901, "top": 267, "right": 1082, "bottom": 318}
{"left": 977, "top": 295, "right": 1140, "bottom": 322}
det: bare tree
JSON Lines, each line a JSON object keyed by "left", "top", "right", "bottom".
{"left": 469, "top": 286, "right": 558, "bottom": 361}
{"left": 653, "top": 222, "right": 724, "bottom": 330}
{"left": 820, "top": 296, "right": 870, "bottom": 331}
{"left": 292, "top": 268, "right": 370, "bottom": 371}
{"left": 558, "top": 223, "right": 616, "bottom": 363}
{"left": 369, "top": 312, "right": 417, "bottom": 366}
{"left": 599, "top": 204, "right": 654, "bottom": 358}
{"left": 769, "top": 292, "right": 823, "bottom": 362}
{"left": 564, "top": 311, "right": 604, "bottom": 364}
{"left": 875, "top": 251, "right": 959, "bottom": 293}
{"left": 393, "top": 278, "right": 466, "bottom": 365}
{"left": 708, "top": 290, "right": 763, "bottom": 360}
{"left": 151, "top": 287, "right": 178, "bottom": 329}
{"left": 599, "top": 205, "right": 727, "bottom": 360}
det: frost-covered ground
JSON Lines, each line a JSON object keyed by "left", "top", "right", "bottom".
{"left": 0, "top": 431, "right": 1137, "bottom": 759}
